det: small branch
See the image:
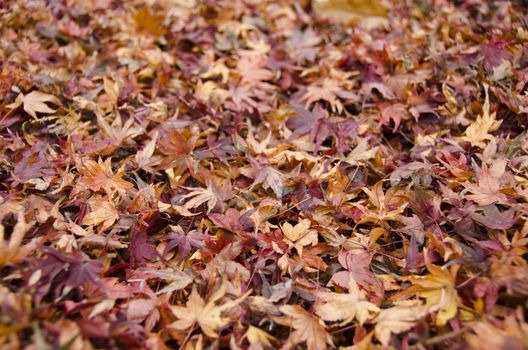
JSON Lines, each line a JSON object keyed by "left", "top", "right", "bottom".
{"left": 331, "top": 323, "right": 358, "bottom": 334}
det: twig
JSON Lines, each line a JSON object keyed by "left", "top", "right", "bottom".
{"left": 331, "top": 323, "right": 358, "bottom": 334}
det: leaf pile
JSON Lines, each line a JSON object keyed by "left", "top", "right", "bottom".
{"left": 1, "top": 1, "right": 528, "bottom": 349}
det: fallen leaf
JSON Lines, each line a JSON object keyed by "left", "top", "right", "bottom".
{"left": 82, "top": 197, "right": 119, "bottom": 232}
{"left": 276, "top": 305, "right": 333, "bottom": 350}
{"left": 315, "top": 280, "right": 379, "bottom": 325}
{"left": 7, "top": 91, "right": 61, "bottom": 119}
{"left": 0, "top": 212, "right": 36, "bottom": 266}
{"left": 169, "top": 283, "right": 249, "bottom": 338}
{"left": 460, "top": 84, "right": 502, "bottom": 148}
{"left": 374, "top": 302, "right": 435, "bottom": 346}
{"left": 313, "top": 0, "right": 388, "bottom": 25}
{"left": 392, "top": 261, "right": 460, "bottom": 326}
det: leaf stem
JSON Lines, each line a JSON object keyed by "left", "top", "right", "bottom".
{"left": 178, "top": 322, "right": 196, "bottom": 350}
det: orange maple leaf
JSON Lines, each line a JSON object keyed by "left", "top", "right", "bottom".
{"left": 77, "top": 158, "right": 134, "bottom": 195}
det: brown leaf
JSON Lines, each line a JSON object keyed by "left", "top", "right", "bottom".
{"left": 276, "top": 305, "right": 333, "bottom": 350}
{"left": 77, "top": 158, "right": 134, "bottom": 195}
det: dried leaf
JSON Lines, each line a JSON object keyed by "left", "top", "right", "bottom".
{"left": 277, "top": 305, "right": 333, "bottom": 350}
{"left": 7, "top": 91, "right": 61, "bottom": 119}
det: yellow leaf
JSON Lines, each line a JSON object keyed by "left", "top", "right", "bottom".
{"left": 344, "top": 138, "right": 378, "bottom": 167}
{"left": 169, "top": 284, "right": 249, "bottom": 338}
{"left": 391, "top": 261, "right": 460, "bottom": 326}
{"left": 281, "top": 219, "right": 311, "bottom": 242}
{"left": 244, "top": 325, "right": 278, "bottom": 348}
{"left": 195, "top": 80, "right": 229, "bottom": 102}
{"left": 313, "top": 0, "right": 388, "bottom": 25}
{"left": 368, "top": 227, "right": 387, "bottom": 248}
{"left": 82, "top": 198, "right": 119, "bottom": 232}
{"left": 460, "top": 84, "right": 502, "bottom": 148}
{"left": 360, "top": 182, "right": 408, "bottom": 224}
{"left": 77, "top": 158, "right": 134, "bottom": 196}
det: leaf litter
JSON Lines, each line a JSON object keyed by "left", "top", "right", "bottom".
{"left": 0, "top": 0, "right": 527, "bottom": 349}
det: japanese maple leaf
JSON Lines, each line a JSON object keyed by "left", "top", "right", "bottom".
{"left": 285, "top": 28, "right": 321, "bottom": 63}
{"left": 7, "top": 90, "right": 61, "bottom": 119}
{"left": 343, "top": 138, "right": 378, "bottom": 166}
{"left": 280, "top": 219, "right": 318, "bottom": 256}
{"left": 244, "top": 326, "right": 278, "bottom": 349}
{"left": 254, "top": 166, "right": 284, "bottom": 197}
{"left": 460, "top": 84, "right": 502, "bottom": 148}
{"left": 464, "top": 158, "right": 513, "bottom": 206}
{"left": 330, "top": 251, "right": 384, "bottom": 300}
{"left": 315, "top": 280, "right": 379, "bottom": 326}
{"left": 77, "top": 158, "right": 134, "bottom": 195}
{"left": 469, "top": 204, "right": 516, "bottom": 230}
{"left": 360, "top": 66, "right": 395, "bottom": 99}
{"left": 169, "top": 283, "right": 249, "bottom": 338}
{"left": 127, "top": 298, "right": 158, "bottom": 324}
{"left": 0, "top": 212, "right": 37, "bottom": 266}
{"left": 134, "top": 6, "right": 167, "bottom": 36}
{"left": 286, "top": 104, "right": 335, "bottom": 151}
{"left": 302, "top": 78, "right": 358, "bottom": 113}
{"left": 237, "top": 55, "right": 274, "bottom": 84}
{"left": 244, "top": 120, "right": 272, "bottom": 154}
{"left": 39, "top": 248, "right": 104, "bottom": 290}
{"left": 196, "top": 80, "right": 229, "bottom": 102}
{"left": 226, "top": 84, "right": 272, "bottom": 113}
{"left": 202, "top": 242, "right": 251, "bottom": 282}
{"left": 163, "top": 227, "right": 204, "bottom": 262}
{"left": 96, "top": 112, "right": 143, "bottom": 147}
{"left": 18, "top": 39, "right": 50, "bottom": 64}
{"left": 209, "top": 208, "right": 253, "bottom": 233}
{"left": 313, "top": 0, "right": 387, "bottom": 23}
{"left": 181, "top": 175, "right": 234, "bottom": 213}
{"left": 194, "top": 137, "right": 240, "bottom": 163}
{"left": 134, "top": 132, "right": 161, "bottom": 172}
{"left": 466, "top": 315, "right": 528, "bottom": 350}
{"left": 435, "top": 150, "right": 470, "bottom": 179}
{"left": 241, "top": 158, "right": 285, "bottom": 199}
{"left": 481, "top": 40, "right": 513, "bottom": 72}
{"left": 374, "top": 302, "right": 435, "bottom": 346}
{"left": 358, "top": 181, "right": 408, "bottom": 224}
{"left": 275, "top": 305, "right": 333, "bottom": 350}
{"left": 391, "top": 261, "right": 460, "bottom": 326}
{"left": 96, "top": 77, "right": 120, "bottom": 111}
{"left": 379, "top": 103, "right": 411, "bottom": 132}
{"left": 138, "top": 267, "right": 193, "bottom": 295}
{"left": 405, "top": 234, "right": 424, "bottom": 273}
{"left": 66, "top": 253, "right": 105, "bottom": 290}
{"left": 157, "top": 127, "right": 197, "bottom": 170}
{"left": 130, "top": 229, "right": 157, "bottom": 266}
{"left": 12, "top": 141, "right": 55, "bottom": 183}
{"left": 82, "top": 197, "right": 119, "bottom": 232}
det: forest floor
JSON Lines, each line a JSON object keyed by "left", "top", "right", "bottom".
{"left": 0, "top": 0, "right": 527, "bottom": 349}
